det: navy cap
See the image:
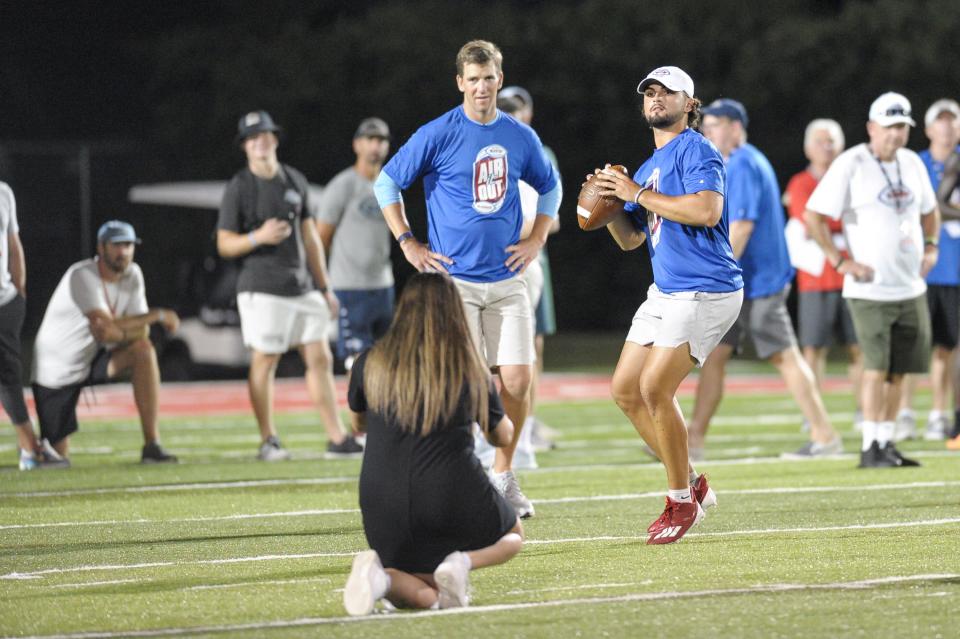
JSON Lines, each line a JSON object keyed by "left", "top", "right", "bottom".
{"left": 703, "top": 98, "right": 749, "bottom": 129}
{"left": 97, "top": 220, "right": 141, "bottom": 245}
{"left": 235, "top": 110, "right": 282, "bottom": 145}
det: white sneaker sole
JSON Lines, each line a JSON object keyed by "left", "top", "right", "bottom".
{"left": 700, "top": 487, "right": 717, "bottom": 510}
{"left": 343, "top": 550, "right": 382, "bottom": 616}
{"left": 434, "top": 560, "right": 469, "bottom": 608}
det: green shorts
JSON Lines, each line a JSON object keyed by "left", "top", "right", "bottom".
{"left": 845, "top": 294, "right": 931, "bottom": 375}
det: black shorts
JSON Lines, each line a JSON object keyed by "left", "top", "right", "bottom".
{"left": 926, "top": 285, "right": 959, "bottom": 349}
{"left": 0, "top": 294, "right": 26, "bottom": 387}
{"left": 32, "top": 349, "right": 112, "bottom": 444}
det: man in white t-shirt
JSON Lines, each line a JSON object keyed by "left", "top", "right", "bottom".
{"left": 32, "top": 221, "right": 181, "bottom": 463}
{"left": 0, "top": 182, "right": 69, "bottom": 469}
{"left": 805, "top": 92, "right": 941, "bottom": 468}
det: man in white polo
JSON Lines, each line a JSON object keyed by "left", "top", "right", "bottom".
{"left": 217, "top": 110, "right": 361, "bottom": 461}
{"left": 805, "top": 92, "right": 940, "bottom": 468}
{"left": 32, "top": 220, "right": 180, "bottom": 463}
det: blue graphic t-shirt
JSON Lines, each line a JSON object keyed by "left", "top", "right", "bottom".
{"left": 920, "top": 148, "right": 960, "bottom": 286}
{"left": 625, "top": 128, "right": 742, "bottom": 294}
{"left": 383, "top": 106, "right": 558, "bottom": 283}
{"left": 725, "top": 143, "right": 794, "bottom": 300}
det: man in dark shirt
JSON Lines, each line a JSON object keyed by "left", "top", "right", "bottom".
{"left": 217, "top": 110, "right": 361, "bottom": 460}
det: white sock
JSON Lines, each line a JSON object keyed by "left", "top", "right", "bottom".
{"left": 518, "top": 417, "right": 534, "bottom": 451}
{"left": 877, "top": 421, "right": 895, "bottom": 447}
{"left": 861, "top": 421, "right": 878, "bottom": 451}
{"left": 929, "top": 410, "right": 945, "bottom": 421}
{"left": 897, "top": 408, "right": 914, "bottom": 420}
{"left": 668, "top": 488, "right": 693, "bottom": 503}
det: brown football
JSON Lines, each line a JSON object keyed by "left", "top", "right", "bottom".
{"left": 577, "top": 165, "right": 628, "bottom": 231}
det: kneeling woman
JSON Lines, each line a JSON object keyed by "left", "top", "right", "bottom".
{"left": 343, "top": 272, "right": 523, "bottom": 615}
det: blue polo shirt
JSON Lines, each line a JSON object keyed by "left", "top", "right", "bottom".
{"left": 920, "top": 148, "right": 960, "bottom": 286}
{"left": 383, "top": 106, "right": 558, "bottom": 283}
{"left": 726, "top": 143, "right": 793, "bottom": 300}
{"left": 624, "top": 128, "right": 742, "bottom": 294}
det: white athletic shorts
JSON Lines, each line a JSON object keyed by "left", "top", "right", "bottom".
{"left": 236, "top": 291, "right": 332, "bottom": 354}
{"left": 626, "top": 284, "right": 743, "bottom": 367}
{"left": 454, "top": 276, "right": 534, "bottom": 367}
{"left": 520, "top": 259, "right": 544, "bottom": 316}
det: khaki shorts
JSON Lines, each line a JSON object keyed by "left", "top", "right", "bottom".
{"left": 721, "top": 285, "right": 798, "bottom": 360}
{"left": 846, "top": 294, "right": 931, "bottom": 374}
{"left": 454, "top": 276, "right": 534, "bottom": 367}
{"left": 237, "top": 291, "right": 332, "bottom": 354}
{"left": 627, "top": 284, "right": 743, "bottom": 367}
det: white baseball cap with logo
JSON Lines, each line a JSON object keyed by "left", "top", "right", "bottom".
{"left": 637, "top": 66, "right": 695, "bottom": 97}
{"left": 868, "top": 92, "right": 916, "bottom": 127}
{"left": 924, "top": 98, "right": 960, "bottom": 128}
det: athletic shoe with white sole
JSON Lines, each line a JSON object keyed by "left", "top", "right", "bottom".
{"left": 434, "top": 551, "right": 471, "bottom": 608}
{"left": 781, "top": 436, "right": 843, "bottom": 459}
{"left": 325, "top": 435, "right": 364, "bottom": 458}
{"left": 924, "top": 416, "right": 949, "bottom": 441}
{"left": 20, "top": 440, "right": 71, "bottom": 470}
{"left": 343, "top": 550, "right": 390, "bottom": 616}
{"left": 649, "top": 475, "right": 716, "bottom": 535}
{"left": 646, "top": 497, "right": 704, "bottom": 545}
{"left": 490, "top": 470, "right": 534, "bottom": 519}
{"left": 893, "top": 411, "right": 917, "bottom": 442}
{"left": 257, "top": 436, "right": 291, "bottom": 462}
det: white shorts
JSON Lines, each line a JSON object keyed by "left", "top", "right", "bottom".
{"left": 454, "top": 276, "right": 534, "bottom": 367}
{"left": 237, "top": 291, "right": 332, "bottom": 354}
{"left": 520, "top": 259, "right": 544, "bottom": 315}
{"left": 626, "top": 284, "right": 743, "bottom": 367}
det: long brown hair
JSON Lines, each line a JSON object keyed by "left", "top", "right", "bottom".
{"left": 363, "top": 272, "right": 490, "bottom": 435}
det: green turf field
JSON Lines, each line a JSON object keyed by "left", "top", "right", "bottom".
{"left": 1, "top": 384, "right": 958, "bottom": 638}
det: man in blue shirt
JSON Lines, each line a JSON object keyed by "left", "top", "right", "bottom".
{"left": 373, "top": 40, "right": 562, "bottom": 519}
{"left": 895, "top": 98, "right": 960, "bottom": 441}
{"left": 593, "top": 66, "right": 742, "bottom": 544}
{"left": 688, "top": 99, "right": 842, "bottom": 459}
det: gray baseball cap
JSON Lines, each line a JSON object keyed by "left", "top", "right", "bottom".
{"left": 354, "top": 117, "right": 390, "bottom": 139}
{"left": 97, "top": 220, "right": 141, "bottom": 244}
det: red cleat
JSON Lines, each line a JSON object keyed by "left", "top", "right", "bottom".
{"left": 646, "top": 497, "right": 703, "bottom": 545}
{"left": 690, "top": 473, "right": 717, "bottom": 511}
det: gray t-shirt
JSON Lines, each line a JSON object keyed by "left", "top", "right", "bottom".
{"left": 316, "top": 167, "right": 393, "bottom": 290}
{"left": 217, "top": 164, "right": 317, "bottom": 297}
{"left": 0, "top": 182, "right": 20, "bottom": 307}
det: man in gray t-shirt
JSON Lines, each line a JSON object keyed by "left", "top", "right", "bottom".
{"left": 316, "top": 118, "right": 395, "bottom": 369}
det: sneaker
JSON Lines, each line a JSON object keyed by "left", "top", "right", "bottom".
{"left": 343, "top": 550, "right": 389, "bottom": 616}
{"left": 20, "top": 441, "right": 71, "bottom": 471}
{"left": 894, "top": 411, "right": 917, "bottom": 442}
{"left": 325, "top": 435, "right": 364, "bottom": 458}
{"left": 512, "top": 445, "right": 539, "bottom": 470}
{"left": 646, "top": 497, "right": 704, "bottom": 545}
{"left": 924, "top": 416, "right": 949, "bottom": 441}
{"left": 781, "top": 436, "right": 843, "bottom": 459}
{"left": 257, "top": 436, "right": 291, "bottom": 462}
{"left": 490, "top": 470, "right": 534, "bottom": 518}
{"left": 434, "top": 551, "right": 471, "bottom": 609}
{"left": 473, "top": 426, "right": 496, "bottom": 468}
{"left": 141, "top": 441, "right": 178, "bottom": 464}
{"left": 18, "top": 449, "right": 37, "bottom": 471}
{"left": 858, "top": 441, "right": 894, "bottom": 468}
{"left": 881, "top": 441, "right": 920, "bottom": 467}
{"left": 530, "top": 419, "right": 558, "bottom": 451}
{"left": 947, "top": 434, "right": 960, "bottom": 450}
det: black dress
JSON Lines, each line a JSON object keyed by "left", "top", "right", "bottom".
{"left": 348, "top": 351, "right": 517, "bottom": 574}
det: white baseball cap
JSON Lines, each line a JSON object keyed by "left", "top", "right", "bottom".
{"left": 868, "top": 92, "right": 916, "bottom": 127}
{"left": 924, "top": 98, "right": 960, "bottom": 128}
{"left": 637, "top": 66, "right": 695, "bottom": 97}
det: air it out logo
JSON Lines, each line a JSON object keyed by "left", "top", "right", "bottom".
{"left": 472, "top": 145, "right": 508, "bottom": 214}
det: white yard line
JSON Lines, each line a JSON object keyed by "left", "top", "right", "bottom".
{"left": 6, "top": 573, "right": 957, "bottom": 638}
{"left": 4, "top": 480, "right": 958, "bottom": 530}
{"left": 4, "top": 517, "right": 958, "bottom": 582}
{"left": 7, "top": 477, "right": 357, "bottom": 499}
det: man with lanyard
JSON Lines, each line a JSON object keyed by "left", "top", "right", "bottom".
{"left": 32, "top": 221, "right": 180, "bottom": 463}
{"left": 373, "top": 40, "right": 562, "bottom": 518}
{"left": 805, "top": 92, "right": 940, "bottom": 468}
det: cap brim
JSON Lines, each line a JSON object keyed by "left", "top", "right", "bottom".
{"left": 235, "top": 125, "right": 282, "bottom": 146}
{"left": 873, "top": 116, "right": 916, "bottom": 127}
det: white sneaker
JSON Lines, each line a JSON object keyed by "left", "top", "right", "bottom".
{"left": 924, "top": 415, "right": 949, "bottom": 441}
{"left": 473, "top": 426, "right": 495, "bottom": 468}
{"left": 512, "top": 445, "right": 538, "bottom": 470}
{"left": 257, "top": 436, "right": 291, "bottom": 462}
{"left": 434, "top": 551, "right": 471, "bottom": 609}
{"left": 490, "top": 470, "right": 534, "bottom": 518}
{"left": 893, "top": 411, "right": 917, "bottom": 442}
{"left": 343, "top": 550, "right": 389, "bottom": 616}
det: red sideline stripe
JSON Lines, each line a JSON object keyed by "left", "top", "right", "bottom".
{"left": 11, "top": 373, "right": 861, "bottom": 420}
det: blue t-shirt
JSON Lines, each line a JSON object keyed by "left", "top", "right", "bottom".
{"left": 383, "top": 106, "right": 558, "bottom": 283}
{"left": 920, "top": 148, "right": 960, "bottom": 286}
{"left": 625, "top": 128, "right": 742, "bottom": 294}
{"left": 726, "top": 143, "right": 793, "bottom": 300}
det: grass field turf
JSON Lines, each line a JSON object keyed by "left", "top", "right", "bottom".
{"left": 1, "top": 379, "right": 958, "bottom": 638}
